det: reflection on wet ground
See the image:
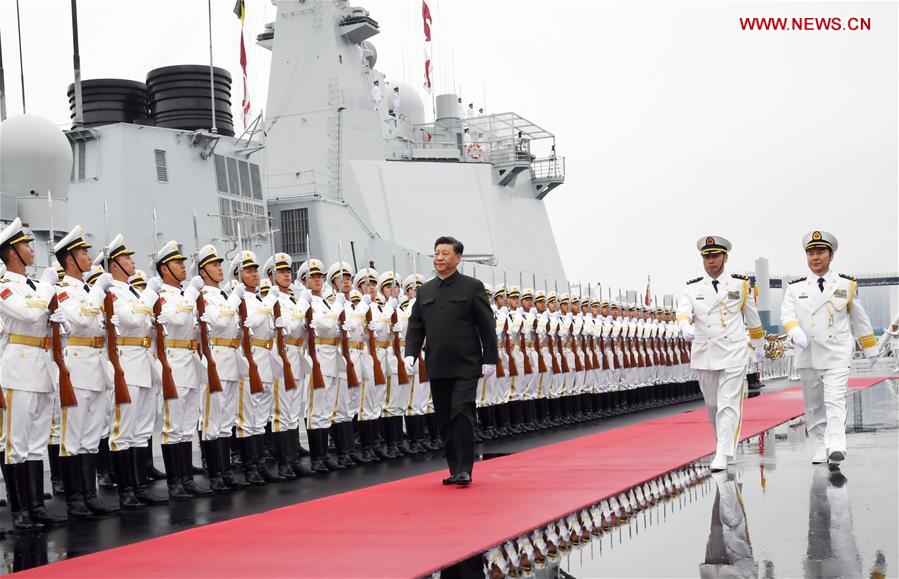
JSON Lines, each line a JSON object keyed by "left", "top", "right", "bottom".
{"left": 461, "top": 380, "right": 897, "bottom": 578}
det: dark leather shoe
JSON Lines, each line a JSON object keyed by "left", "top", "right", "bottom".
{"left": 454, "top": 472, "right": 472, "bottom": 486}
{"left": 442, "top": 474, "right": 460, "bottom": 485}
{"left": 828, "top": 450, "right": 846, "bottom": 464}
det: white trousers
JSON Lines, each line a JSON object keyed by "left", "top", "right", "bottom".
{"left": 696, "top": 367, "right": 747, "bottom": 459}
{"left": 307, "top": 375, "right": 340, "bottom": 430}
{"left": 334, "top": 376, "right": 358, "bottom": 424}
{"left": 200, "top": 382, "right": 227, "bottom": 441}
{"left": 50, "top": 392, "right": 61, "bottom": 445}
{"left": 272, "top": 378, "right": 303, "bottom": 432}
{"left": 235, "top": 380, "right": 272, "bottom": 438}
{"left": 60, "top": 388, "right": 107, "bottom": 456}
{"left": 408, "top": 374, "right": 432, "bottom": 415}
{"left": 799, "top": 367, "right": 851, "bottom": 454}
{"left": 2, "top": 389, "right": 54, "bottom": 463}
{"left": 161, "top": 386, "right": 202, "bottom": 445}
{"left": 109, "top": 385, "right": 156, "bottom": 451}
{"left": 385, "top": 372, "right": 412, "bottom": 417}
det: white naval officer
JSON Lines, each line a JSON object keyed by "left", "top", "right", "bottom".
{"left": 780, "top": 230, "right": 877, "bottom": 465}
{"left": 677, "top": 236, "right": 766, "bottom": 471}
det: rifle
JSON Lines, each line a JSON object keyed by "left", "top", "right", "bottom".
{"left": 47, "top": 191, "right": 79, "bottom": 409}
{"left": 517, "top": 272, "right": 532, "bottom": 375}
{"left": 545, "top": 279, "right": 561, "bottom": 374}
{"left": 391, "top": 252, "right": 409, "bottom": 385}
{"left": 305, "top": 284, "right": 326, "bottom": 389}
{"left": 192, "top": 212, "right": 223, "bottom": 394}
{"left": 554, "top": 281, "right": 570, "bottom": 374}
{"left": 413, "top": 253, "right": 430, "bottom": 384}
{"left": 336, "top": 243, "right": 360, "bottom": 388}
{"left": 492, "top": 267, "right": 505, "bottom": 379}
{"left": 502, "top": 272, "right": 518, "bottom": 377}
{"left": 366, "top": 260, "right": 387, "bottom": 386}
{"left": 234, "top": 222, "right": 263, "bottom": 395}
{"left": 588, "top": 282, "right": 601, "bottom": 370}
{"left": 152, "top": 210, "right": 180, "bottom": 401}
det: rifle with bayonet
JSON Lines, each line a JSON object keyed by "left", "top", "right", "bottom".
{"left": 554, "top": 281, "right": 570, "bottom": 374}
{"left": 391, "top": 252, "right": 409, "bottom": 385}
{"left": 517, "top": 272, "right": 533, "bottom": 376}
{"left": 192, "top": 212, "right": 223, "bottom": 394}
{"left": 502, "top": 271, "right": 518, "bottom": 377}
{"left": 234, "top": 222, "right": 263, "bottom": 395}
{"left": 366, "top": 258, "right": 387, "bottom": 386}
{"left": 47, "top": 191, "right": 78, "bottom": 409}
{"left": 336, "top": 242, "right": 360, "bottom": 388}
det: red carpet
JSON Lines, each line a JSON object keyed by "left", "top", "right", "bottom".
{"left": 17, "top": 376, "right": 892, "bottom": 578}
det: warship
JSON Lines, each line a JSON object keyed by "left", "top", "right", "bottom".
{"left": 0, "top": 0, "right": 567, "bottom": 284}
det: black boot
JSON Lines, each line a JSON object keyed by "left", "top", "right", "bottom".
{"left": 358, "top": 421, "right": 380, "bottom": 463}
{"left": 274, "top": 432, "right": 298, "bottom": 480}
{"left": 218, "top": 437, "right": 247, "bottom": 488}
{"left": 287, "top": 430, "right": 313, "bottom": 476}
{"left": 262, "top": 422, "right": 275, "bottom": 462}
{"left": 237, "top": 437, "right": 265, "bottom": 486}
{"left": 180, "top": 442, "right": 213, "bottom": 495}
{"left": 426, "top": 413, "right": 443, "bottom": 450}
{"left": 145, "top": 435, "right": 166, "bottom": 481}
{"left": 26, "top": 460, "right": 67, "bottom": 525}
{"left": 296, "top": 427, "right": 311, "bottom": 458}
{"left": 134, "top": 446, "right": 169, "bottom": 504}
{"left": 331, "top": 425, "right": 355, "bottom": 469}
{"left": 308, "top": 429, "right": 330, "bottom": 474}
{"left": 201, "top": 441, "right": 228, "bottom": 492}
{"left": 60, "top": 455, "right": 92, "bottom": 520}
{"left": 374, "top": 418, "right": 396, "bottom": 460}
{"left": 160, "top": 444, "right": 189, "bottom": 501}
{"left": 343, "top": 422, "right": 369, "bottom": 464}
{"left": 494, "top": 404, "right": 510, "bottom": 436}
{"left": 80, "top": 454, "right": 118, "bottom": 515}
{"left": 97, "top": 437, "right": 115, "bottom": 489}
{"left": 393, "top": 416, "right": 414, "bottom": 455}
{"left": 406, "top": 416, "right": 426, "bottom": 454}
{"left": 48, "top": 444, "right": 65, "bottom": 497}
{"left": 8, "top": 462, "right": 44, "bottom": 532}
{"left": 111, "top": 450, "right": 143, "bottom": 510}
{"left": 255, "top": 434, "right": 285, "bottom": 482}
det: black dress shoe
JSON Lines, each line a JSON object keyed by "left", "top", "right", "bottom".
{"left": 442, "top": 474, "right": 460, "bottom": 485}
{"left": 454, "top": 472, "right": 472, "bottom": 486}
{"left": 828, "top": 450, "right": 846, "bottom": 464}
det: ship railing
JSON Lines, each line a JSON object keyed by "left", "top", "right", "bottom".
{"left": 530, "top": 156, "right": 565, "bottom": 181}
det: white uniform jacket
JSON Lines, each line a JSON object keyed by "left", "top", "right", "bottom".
{"left": 0, "top": 271, "right": 57, "bottom": 392}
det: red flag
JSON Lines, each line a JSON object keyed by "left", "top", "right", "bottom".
{"left": 422, "top": 1, "right": 432, "bottom": 41}
{"left": 644, "top": 276, "right": 651, "bottom": 306}
{"left": 235, "top": 0, "right": 251, "bottom": 128}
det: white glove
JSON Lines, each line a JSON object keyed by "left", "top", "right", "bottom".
{"left": 50, "top": 309, "right": 66, "bottom": 324}
{"left": 585, "top": 312, "right": 594, "bottom": 320}
{"left": 342, "top": 322, "right": 354, "bottom": 333}
{"left": 679, "top": 321, "right": 695, "bottom": 341}
{"left": 233, "top": 283, "right": 246, "bottom": 299}
{"left": 386, "top": 297, "right": 398, "bottom": 311}
{"left": 292, "top": 278, "right": 306, "bottom": 293}
{"left": 200, "top": 312, "right": 213, "bottom": 324}
{"left": 499, "top": 306, "right": 509, "bottom": 316}
{"left": 529, "top": 308, "right": 537, "bottom": 316}
{"left": 496, "top": 327, "right": 504, "bottom": 339}
{"left": 753, "top": 347, "right": 765, "bottom": 364}
{"left": 361, "top": 293, "right": 372, "bottom": 305}
{"left": 301, "top": 288, "right": 312, "bottom": 303}
{"left": 368, "top": 321, "right": 386, "bottom": 332}
{"left": 536, "top": 327, "right": 546, "bottom": 336}
{"left": 40, "top": 267, "right": 59, "bottom": 286}
{"left": 309, "top": 319, "right": 319, "bottom": 331}
{"left": 403, "top": 355, "right": 416, "bottom": 375}
{"left": 96, "top": 273, "right": 114, "bottom": 292}
{"left": 867, "top": 355, "right": 878, "bottom": 368}
{"left": 481, "top": 364, "right": 497, "bottom": 377}
{"left": 156, "top": 313, "right": 169, "bottom": 326}
{"left": 516, "top": 307, "right": 524, "bottom": 316}
{"left": 491, "top": 304, "right": 498, "bottom": 314}
{"left": 275, "top": 316, "right": 288, "bottom": 329}
{"left": 551, "top": 311, "right": 561, "bottom": 320}
{"left": 565, "top": 312, "right": 573, "bottom": 322}
{"left": 147, "top": 276, "right": 164, "bottom": 293}
{"left": 243, "top": 318, "right": 256, "bottom": 328}
{"left": 268, "top": 285, "right": 281, "bottom": 300}
{"left": 190, "top": 275, "right": 204, "bottom": 291}
{"left": 788, "top": 326, "right": 808, "bottom": 349}
{"left": 110, "top": 314, "right": 120, "bottom": 329}
{"left": 333, "top": 292, "right": 346, "bottom": 307}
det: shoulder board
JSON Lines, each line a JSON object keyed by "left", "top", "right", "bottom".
{"left": 789, "top": 277, "right": 806, "bottom": 284}
{"left": 839, "top": 273, "right": 856, "bottom": 282}
{"left": 731, "top": 273, "right": 748, "bottom": 281}
{"left": 686, "top": 277, "right": 702, "bottom": 285}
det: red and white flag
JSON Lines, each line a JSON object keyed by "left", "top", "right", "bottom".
{"left": 234, "top": 0, "right": 251, "bottom": 128}
{"left": 644, "top": 275, "right": 651, "bottom": 306}
{"left": 422, "top": 1, "right": 433, "bottom": 93}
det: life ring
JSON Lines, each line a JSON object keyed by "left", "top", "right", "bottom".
{"left": 467, "top": 143, "right": 482, "bottom": 159}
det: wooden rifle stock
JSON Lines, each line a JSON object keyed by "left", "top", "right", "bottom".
{"left": 237, "top": 299, "right": 263, "bottom": 395}
{"left": 391, "top": 308, "right": 409, "bottom": 385}
{"left": 547, "top": 319, "right": 561, "bottom": 374}
{"left": 273, "top": 301, "right": 296, "bottom": 391}
{"left": 338, "top": 304, "right": 361, "bottom": 388}
{"left": 589, "top": 334, "right": 601, "bottom": 370}
{"left": 366, "top": 307, "right": 387, "bottom": 386}
{"left": 49, "top": 295, "right": 79, "bottom": 408}
{"left": 418, "top": 352, "right": 429, "bottom": 383}
{"left": 305, "top": 303, "right": 326, "bottom": 389}
{"left": 557, "top": 330, "right": 570, "bottom": 374}
{"left": 518, "top": 318, "right": 533, "bottom": 375}
{"left": 103, "top": 292, "right": 131, "bottom": 405}
{"left": 196, "top": 293, "right": 223, "bottom": 393}
{"left": 502, "top": 317, "right": 518, "bottom": 377}
{"left": 573, "top": 330, "right": 587, "bottom": 372}
{"left": 153, "top": 299, "right": 180, "bottom": 400}
{"left": 534, "top": 319, "right": 547, "bottom": 374}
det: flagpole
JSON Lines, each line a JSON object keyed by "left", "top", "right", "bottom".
{"left": 207, "top": 0, "right": 217, "bottom": 134}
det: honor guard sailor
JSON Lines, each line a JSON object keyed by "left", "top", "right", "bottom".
{"left": 677, "top": 236, "right": 765, "bottom": 471}
{"left": 780, "top": 230, "right": 877, "bottom": 465}
{"left": 0, "top": 218, "right": 68, "bottom": 530}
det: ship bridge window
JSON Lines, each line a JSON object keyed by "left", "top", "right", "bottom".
{"left": 281, "top": 208, "right": 308, "bottom": 255}
{"left": 154, "top": 149, "right": 168, "bottom": 182}
{"left": 214, "top": 155, "right": 228, "bottom": 193}
{"left": 214, "top": 154, "right": 263, "bottom": 200}
{"left": 226, "top": 157, "right": 240, "bottom": 196}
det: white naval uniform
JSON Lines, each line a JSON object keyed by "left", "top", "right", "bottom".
{"left": 380, "top": 301, "right": 409, "bottom": 418}
{"left": 158, "top": 284, "right": 205, "bottom": 445}
{"left": 108, "top": 280, "right": 159, "bottom": 451}
{"left": 56, "top": 275, "right": 112, "bottom": 456}
{"left": 306, "top": 296, "right": 342, "bottom": 430}
{"left": 272, "top": 293, "right": 309, "bottom": 432}
{"left": 343, "top": 300, "right": 370, "bottom": 421}
{"left": 199, "top": 285, "right": 243, "bottom": 440}
{"left": 235, "top": 291, "right": 278, "bottom": 437}
{"left": 400, "top": 301, "right": 431, "bottom": 415}
{"left": 699, "top": 473, "right": 755, "bottom": 579}
{"left": 677, "top": 272, "right": 764, "bottom": 460}
{"left": 506, "top": 310, "right": 526, "bottom": 404}
{"left": 519, "top": 310, "right": 540, "bottom": 402}
{"left": 535, "top": 311, "right": 554, "bottom": 401}
{"left": 0, "top": 272, "right": 57, "bottom": 463}
{"left": 780, "top": 270, "right": 876, "bottom": 455}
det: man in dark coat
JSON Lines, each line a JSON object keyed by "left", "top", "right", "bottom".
{"left": 404, "top": 236, "right": 497, "bottom": 485}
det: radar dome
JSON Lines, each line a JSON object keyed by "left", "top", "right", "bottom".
{"left": 0, "top": 115, "right": 73, "bottom": 200}
{"left": 388, "top": 81, "right": 426, "bottom": 126}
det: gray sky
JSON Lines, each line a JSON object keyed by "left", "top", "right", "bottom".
{"left": 1, "top": 0, "right": 896, "bottom": 297}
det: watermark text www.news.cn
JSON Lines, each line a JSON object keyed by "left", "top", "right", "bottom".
{"left": 740, "top": 17, "right": 871, "bottom": 31}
